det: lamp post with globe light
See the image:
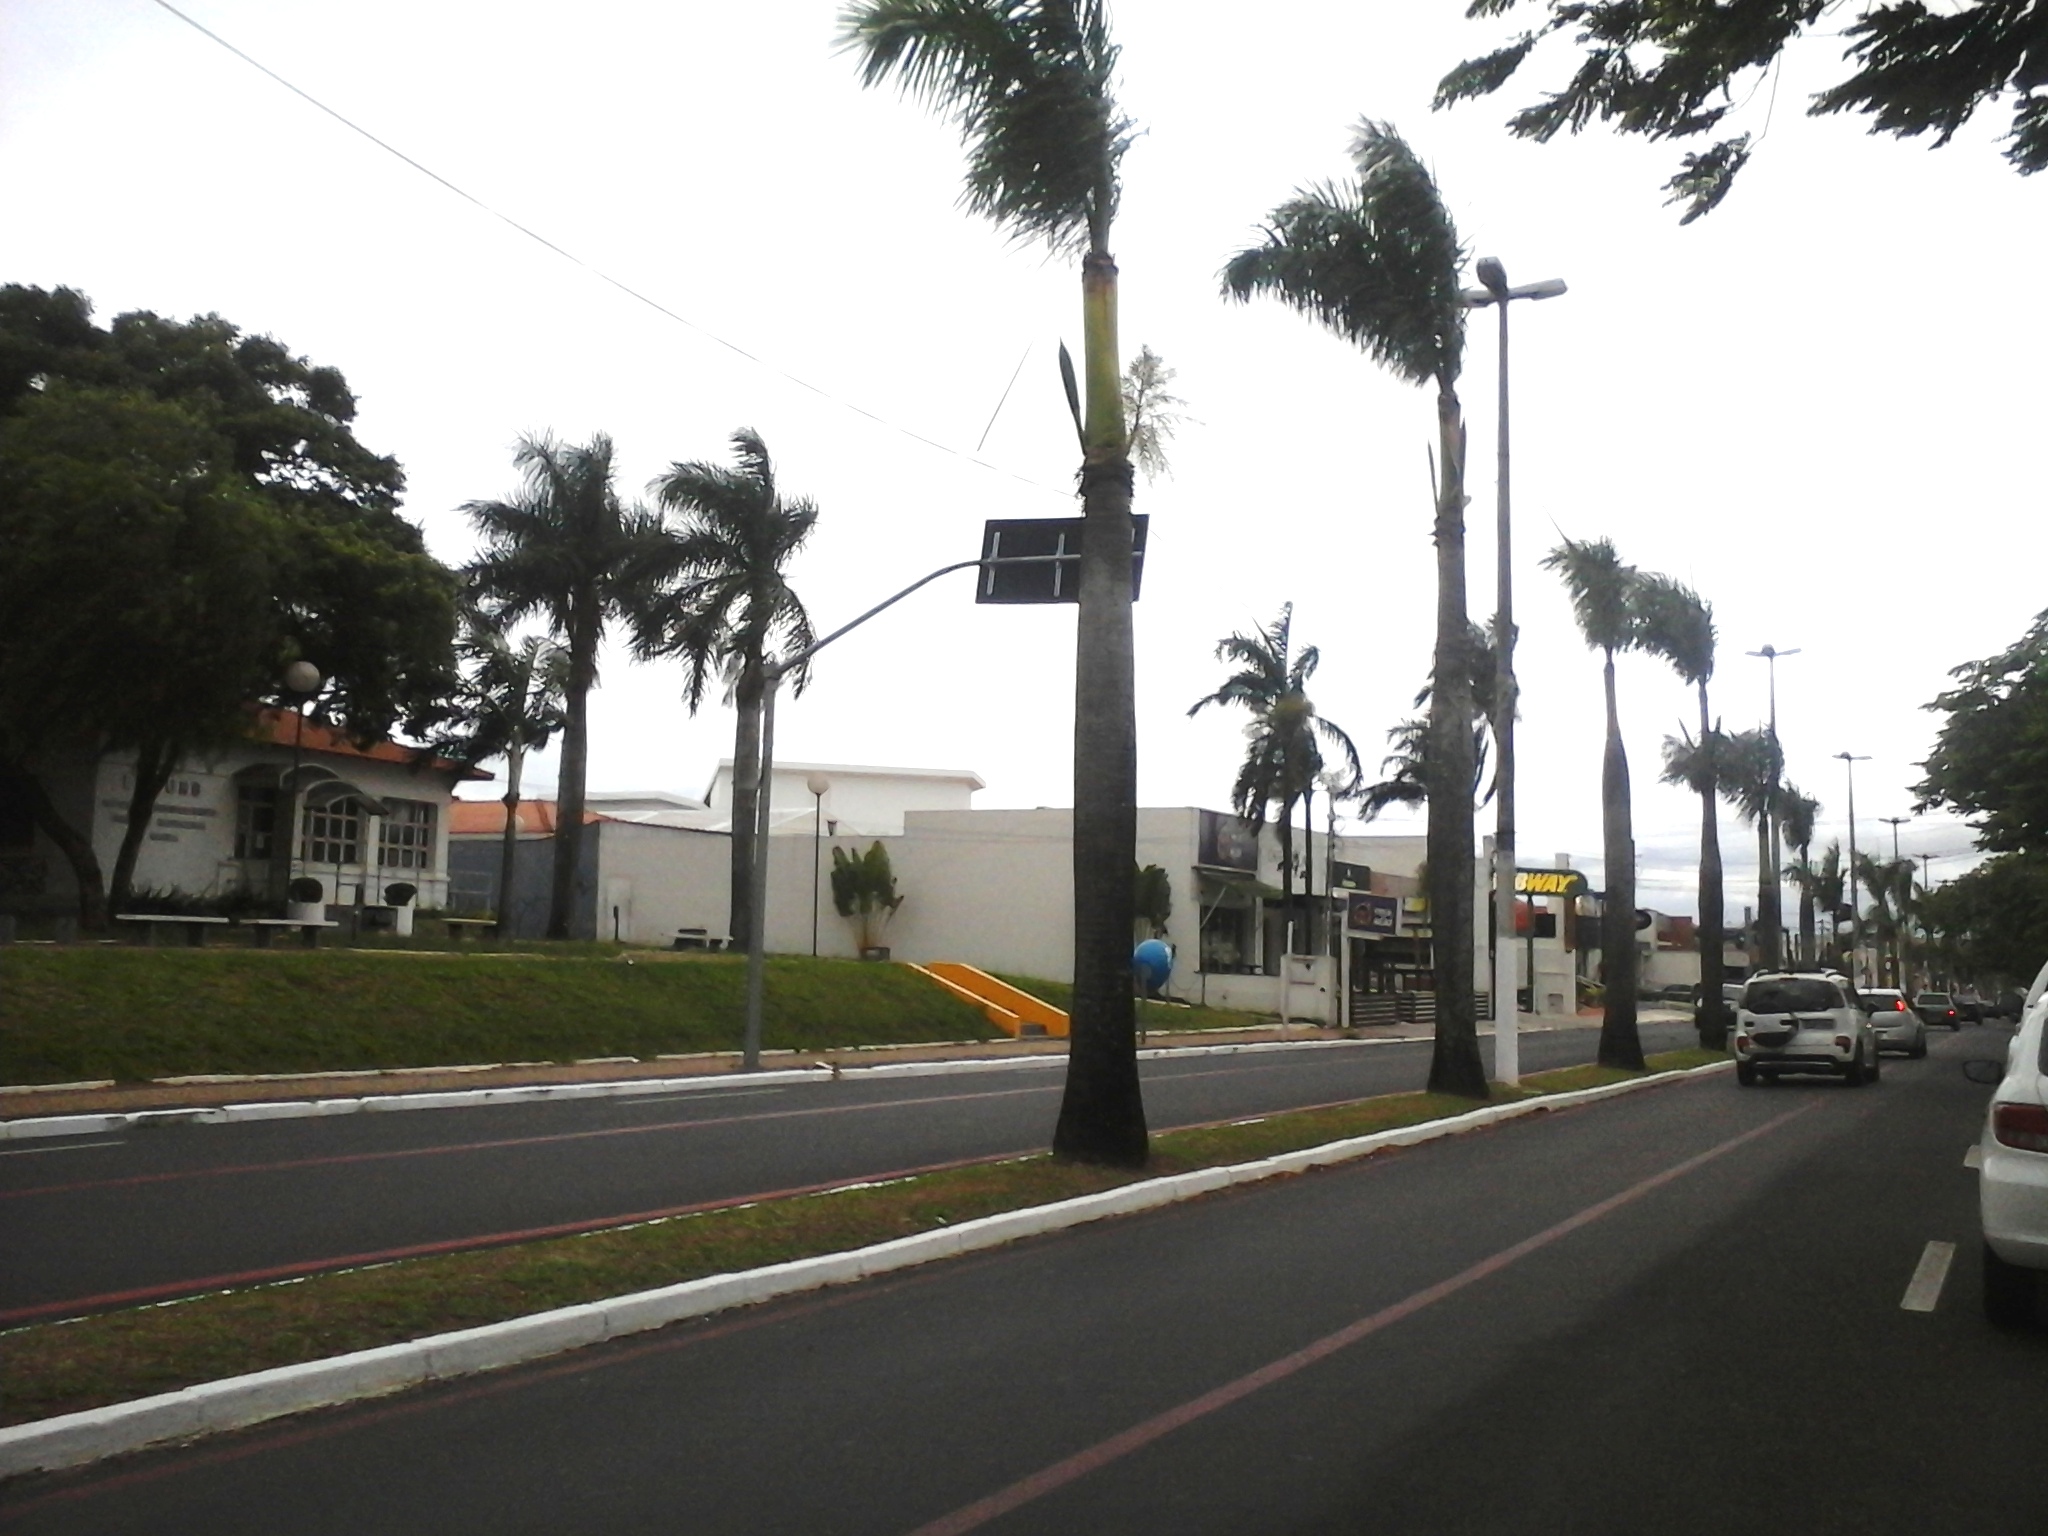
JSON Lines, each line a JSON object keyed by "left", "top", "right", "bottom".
{"left": 274, "top": 660, "right": 323, "bottom": 906}
{"left": 807, "top": 772, "right": 830, "bottom": 956}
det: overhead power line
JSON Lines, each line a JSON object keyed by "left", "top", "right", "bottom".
{"left": 146, "top": 0, "right": 1067, "bottom": 499}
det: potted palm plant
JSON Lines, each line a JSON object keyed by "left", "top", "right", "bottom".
{"left": 831, "top": 842, "right": 903, "bottom": 960}
{"left": 286, "top": 877, "right": 325, "bottom": 925}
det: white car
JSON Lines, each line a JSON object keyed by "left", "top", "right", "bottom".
{"left": 1731, "top": 971, "right": 1880, "bottom": 1087}
{"left": 1968, "top": 959, "right": 2048, "bottom": 1325}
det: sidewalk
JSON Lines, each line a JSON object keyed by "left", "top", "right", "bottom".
{"left": 0, "top": 1010, "right": 1648, "bottom": 1121}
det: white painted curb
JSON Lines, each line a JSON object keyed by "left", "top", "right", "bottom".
{"left": 0, "top": 1059, "right": 1728, "bottom": 1479}
{"left": 0, "top": 1036, "right": 1412, "bottom": 1143}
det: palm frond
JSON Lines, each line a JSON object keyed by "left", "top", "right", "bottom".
{"left": 1541, "top": 535, "right": 1638, "bottom": 655}
{"left": 839, "top": 0, "right": 1131, "bottom": 253}
{"left": 1222, "top": 120, "right": 1466, "bottom": 389}
{"left": 1633, "top": 571, "right": 1714, "bottom": 686}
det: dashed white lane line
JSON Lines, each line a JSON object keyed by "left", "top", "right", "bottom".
{"left": 0, "top": 1139, "right": 124, "bottom": 1157}
{"left": 1964, "top": 1145, "right": 1984, "bottom": 1169}
{"left": 1900, "top": 1240, "right": 1957, "bottom": 1313}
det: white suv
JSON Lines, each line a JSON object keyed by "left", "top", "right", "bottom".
{"left": 1967, "top": 959, "right": 2048, "bottom": 1325}
{"left": 1732, "top": 971, "right": 1880, "bottom": 1087}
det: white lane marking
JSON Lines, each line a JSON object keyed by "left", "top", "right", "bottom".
{"left": 1965, "top": 1145, "right": 1984, "bottom": 1169}
{"left": 1900, "top": 1240, "right": 1957, "bottom": 1313}
{"left": 0, "top": 1138, "right": 124, "bottom": 1157}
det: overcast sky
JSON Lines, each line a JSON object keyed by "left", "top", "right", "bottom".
{"left": 5, "top": 0, "right": 2037, "bottom": 917}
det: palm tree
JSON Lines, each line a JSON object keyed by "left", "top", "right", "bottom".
{"left": 433, "top": 605, "right": 569, "bottom": 936}
{"left": 1541, "top": 536, "right": 1646, "bottom": 1069}
{"left": 1856, "top": 852, "right": 1918, "bottom": 986}
{"left": 1360, "top": 628, "right": 1498, "bottom": 824}
{"left": 842, "top": 0, "right": 1147, "bottom": 1164}
{"left": 1636, "top": 574, "right": 1727, "bottom": 1045}
{"left": 1224, "top": 121, "right": 1485, "bottom": 1099}
{"left": 1780, "top": 787, "right": 1819, "bottom": 964}
{"left": 638, "top": 429, "right": 817, "bottom": 951}
{"left": 463, "top": 433, "right": 674, "bottom": 939}
{"left": 1122, "top": 345, "right": 1185, "bottom": 484}
{"left": 1718, "top": 727, "right": 1785, "bottom": 971}
{"left": 1188, "top": 604, "right": 1362, "bottom": 959}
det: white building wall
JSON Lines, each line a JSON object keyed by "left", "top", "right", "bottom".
{"left": 594, "top": 822, "right": 731, "bottom": 947}
{"left": 707, "top": 762, "right": 983, "bottom": 837}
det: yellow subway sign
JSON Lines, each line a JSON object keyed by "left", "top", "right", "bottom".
{"left": 1514, "top": 869, "right": 1587, "bottom": 897}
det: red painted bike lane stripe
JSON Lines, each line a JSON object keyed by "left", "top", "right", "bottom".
{"left": 905, "top": 1100, "right": 1814, "bottom": 1536}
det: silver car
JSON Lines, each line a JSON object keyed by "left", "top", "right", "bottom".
{"left": 1862, "top": 987, "right": 1928, "bottom": 1057}
{"left": 1733, "top": 971, "right": 1881, "bottom": 1086}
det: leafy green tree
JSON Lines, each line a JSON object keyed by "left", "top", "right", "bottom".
{"left": 0, "top": 286, "right": 456, "bottom": 929}
{"left": 1920, "top": 854, "right": 2048, "bottom": 985}
{"left": 432, "top": 604, "right": 569, "bottom": 932}
{"left": 1437, "top": 0, "right": 2048, "bottom": 221}
{"left": 463, "top": 434, "right": 674, "bottom": 940}
{"left": 638, "top": 429, "right": 817, "bottom": 950}
{"left": 1188, "top": 604, "right": 1362, "bottom": 955}
{"left": 1917, "top": 609, "right": 2048, "bottom": 852}
{"left": 843, "top": 0, "right": 1149, "bottom": 1164}
{"left": 1224, "top": 121, "right": 1486, "bottom": 1099}
{"left": 1636, "top": 573, "right": 1728, "bottom": 1042}
{"left": 1134, "top": 862, "right": 1173, "bottom": 939}
{"left": 1541, "top": 536, "right": 1649, "bottom": 1069}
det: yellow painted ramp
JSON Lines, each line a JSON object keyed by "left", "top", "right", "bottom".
{"left": 908, "top": 963, "right": 1069, "bottom": 1039}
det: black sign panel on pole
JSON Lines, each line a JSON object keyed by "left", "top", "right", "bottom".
{"left": 976, "top": 516, "right": 1149, "bottom": 604}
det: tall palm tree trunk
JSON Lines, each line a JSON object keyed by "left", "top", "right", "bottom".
{"left": 1599, "top": 652, "right": 1644, "bottom": 1067}
{"left": 1694, "top": 683, "right": 1727, "bottom": 1048}
{"left": 1753, "top": 819, "right": 1771, "bottom": 969}
{"left": 1054, "top": 249, "right": 1147, "bottom": 1167}
{"left": 498, "top": 741, "right": 524, "bottom": 933}
{"left": 1277, "top": 803, "right": 1296, "bottom": 958}
{"left": 1425, "top": 382, "right": 1485, "bottom": 1098}
{"left": 729, "top": 661, "right": 764, "bottom": 951}
{"left": 549, "top": 604, "right": 597, "bottom": 941}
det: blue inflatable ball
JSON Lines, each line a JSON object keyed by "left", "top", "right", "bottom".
{"left": 1132, "top": 939, "right": 1173, "bottom": 992}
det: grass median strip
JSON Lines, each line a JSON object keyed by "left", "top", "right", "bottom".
{"left": 0, "top": 1049, "right": 1720, "bottom": 1426}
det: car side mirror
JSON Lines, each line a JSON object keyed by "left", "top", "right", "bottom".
{"left": 1962, "top": 1060, "right": 2004, "bottom": 1085}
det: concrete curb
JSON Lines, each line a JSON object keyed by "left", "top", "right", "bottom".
{"left": 0, "top": 1058, "right": 1730, "bottom": 1479}
{"left": 0, "top": 1026, "right": 1624, "bottom": 1142}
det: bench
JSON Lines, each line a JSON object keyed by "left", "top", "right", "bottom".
{"left": 672, "top": 929, "right": 732, "bottom": 952}
{"left": 443, "top": 917, "right": 501, "bottom": 942}
{"left": 245, "top": 917, "right": 342, "bottom": 948}
{"left": 114, "top": 914, "right": 234, "bottom": 947}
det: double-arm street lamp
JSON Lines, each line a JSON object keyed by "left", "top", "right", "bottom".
{"left": 1461, "top": 258, "right": 1566, "bottom": 1085}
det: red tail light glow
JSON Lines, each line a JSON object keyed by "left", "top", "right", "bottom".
{"left": 1992, "top": 1102, "right": 2048, "bottom": 1153}
{"left": 1894, "top": 1000, "right": 1908, "bottom": 1011}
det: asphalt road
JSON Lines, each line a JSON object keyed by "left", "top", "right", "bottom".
{"left": 0, "top": 1022, "right": 1695, "bottom": 1322}
{"left": 5, "top": 1023, "right": 2039, "bottom": 1534}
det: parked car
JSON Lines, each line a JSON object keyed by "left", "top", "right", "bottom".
{"left": 1914, "top": 990, "right": 1964, "bottom": 1030}
{"left": 1994, "top": 989, "right": 2026, "bottom": 1021}
{"left": 1859, "top": 988, "right": 1928, "bottom": 1057}
{"left": 1732, "top": 971, "right": 1881, "bottom": 1087}
{"left": 1965, "top": 959, "right": 2048, "bottom": 1325}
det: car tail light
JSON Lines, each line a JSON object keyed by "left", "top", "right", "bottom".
{"left": 1834, "top": 1036, "right": 1852, "bottom": 1050}
{"left": 1992, "top": 1103, "right": 2048, "bottom": 1153}
{"left": 1948, "top": 1010, "right": 1957, "bottom": 1019}
{"left": 1894, "top": 1000, "right": 1908, "bottom": 1011}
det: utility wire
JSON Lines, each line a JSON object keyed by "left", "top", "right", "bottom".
{"left": 146, "top": 0, "right": 1068, "bottom": 499}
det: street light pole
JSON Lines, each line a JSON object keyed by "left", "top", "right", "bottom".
{"left": 1746, "top": 644, "right": 1800, "bottom": 969}
{"left": 1835, "top": 751, "right": 1871, "bottom": 984}
{"left": 1461, "top": 259, "right": 1566, "bottom": 1086}
{"left": 739, "top": 552, "right": 1073, "bottom": 1070}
